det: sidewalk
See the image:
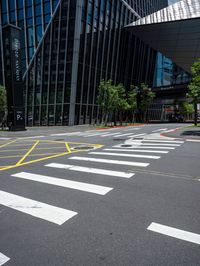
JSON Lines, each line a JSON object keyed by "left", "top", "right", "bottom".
{"left": 162, "top": 126, "right": 200, "bottom": 140}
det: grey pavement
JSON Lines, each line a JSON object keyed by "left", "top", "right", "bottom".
{"left": 162, "top": 124, "right": 200, "bottom": 140}
{"left": 0, "top": 123, "right": 200, "bottom": 266}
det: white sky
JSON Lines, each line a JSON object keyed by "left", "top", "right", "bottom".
{"left": 168, "top": 0, "right": 180, "bottom": 4}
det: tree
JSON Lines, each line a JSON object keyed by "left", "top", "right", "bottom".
{"left": 0, "top": 85, "right": 7, "bottom": 112}
{"left": 116, "top": 83, "right": 130, "bottom": 125}
{"left": 179, "top": 102, "right": 194, "bottom": 116}
{"left": 97, "top": 80, "right": 119, "bottom": 125}
{"left": 132, "top": 83, "right": 155, "bottom": 122}
{"left": 127, "top": 86, "right": 137, "bottom": 123}
{"left": 188, "top": 58, "right": 200, "bottom": 125}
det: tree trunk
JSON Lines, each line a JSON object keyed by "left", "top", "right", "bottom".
{"left": 132, "top": 111, "right": 135, "bottom": 123}
{"left": 194, "top": 101, "right": 198, "bottom": 126}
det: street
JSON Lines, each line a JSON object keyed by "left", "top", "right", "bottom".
{"left": 0, "top": 123, "right": 200, "bottom": 266}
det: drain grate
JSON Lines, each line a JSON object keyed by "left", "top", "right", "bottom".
{"left": 121, "top": 144, "right": 132, "bottom": 147}
{"left": 72, "top": 146, "right": 95, "bottom": 151}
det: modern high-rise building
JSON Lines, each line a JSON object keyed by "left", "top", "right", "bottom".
{"left": 0, "top": 0, "right": 170, "bottom": 126}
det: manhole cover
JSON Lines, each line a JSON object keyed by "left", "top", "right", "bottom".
{"left": 72, "top": 146, "right": 95, "bottom": 150}
{"left": 121, "top": 144, "right": 132, "bottom": 147}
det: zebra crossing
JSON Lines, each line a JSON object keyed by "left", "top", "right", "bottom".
{"left": 0, "top": 134, "right": 185, "bottom": 264}
{"left": 50, "top": 127, "right": 141, "bottom": 138}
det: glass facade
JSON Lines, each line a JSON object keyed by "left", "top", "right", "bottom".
{"left": 0, "top": 0, "right": 168, "bottom": 126}
{"left": 154, "top": 53, "right": 191, "bottom": 88}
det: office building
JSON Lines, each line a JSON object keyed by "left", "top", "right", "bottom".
{"left": 1, "top": 1, "right": 170, "bottom": 126}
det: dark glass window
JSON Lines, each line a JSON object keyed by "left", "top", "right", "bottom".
{"left": 17, "top": 0, "right": 23, "bottom": 9}
{"left": 9, "top": 0, "right": 15, "bottom": 11}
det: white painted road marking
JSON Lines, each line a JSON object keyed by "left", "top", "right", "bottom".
{"left": 113, "top": 133, "right": 135, "bottom": 138}
{"left": 46, "top": 163, "right": 134, "bottom": 178}
{"left": 17, "top": 135, "right": 45, "bottom": 139}
{"left": 12, "top": 172, "right": 112, "bottom": 195}
{"left": 84, "top": 132, "right": 110, "bottom": 137}
{"left": 147, "top": 222, "right": 200, "bottom": 245}
{"left": 104, "top": 148, "right": 169, "bottom": 154}
{"left": 128, "top": 133, "right": 147, "bottom": 138}
{"left": 100, "top": 132, "right": 121, "bottom": 137}
{"left": 123, "top": 128, "right": 140, "bottom": 131}
{"left": 0, "top": 252, "right": 10, "bottom": 265}
{"left": 186, "top": 139, "right": 200, "bottom": 143}
{"left": 114, "top": 145, "right": 175, "bottom": 150}
{"left": 152, "top": 128, "right": 168, "bottom": 132}
{"left": 0, "top": 138, "right": 11, "bottom": 140}
{"left": 89, "top": 151, "right": 160, "bottom": 159}
{"left": 50, "top": 132, "right": 81, "bottom": 136}
{"left": 140, "top": 139, "right": 184, "bottom": 144}
{"left": 0, "top": 190, "right": 77, "bottom": 225}
{"left": 69, "top": 156, "right": 149, "bottom": 167}
{"left": 128, "top": 142, "right": 180, "bottom": 147}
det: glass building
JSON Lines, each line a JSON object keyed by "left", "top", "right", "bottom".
{"left": 0, "top": 0, "right": 168, "bottom": 126}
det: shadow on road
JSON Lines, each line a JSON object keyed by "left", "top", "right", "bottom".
{"left": 181, "top": 130, "right": 200, "bottom": 136}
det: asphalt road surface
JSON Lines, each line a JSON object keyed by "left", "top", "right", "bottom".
{"left": 0, "top": 123, "right": 200, "bottom": 266}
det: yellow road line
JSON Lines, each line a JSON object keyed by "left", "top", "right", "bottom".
{"left": 0, "top": 148, "right": 92, "bottom": 171}
{"left": 0, "top": 146, "right": 67, "bottom": 153}
{"left": 65, "top": 142, "right": 72, "bottom": 153}
{"left": 0, "top": 149, "right": 30, "bottom": 153}
{"left": 0, "top": 139, "right": 17, "bottom": 149}
{"left": 0, "top": 152, "right": 62, "bottom": 159}
{"left": 16, "top": 140, "right": 40, "bottom": 165}
{"left": 0, "top": 141, "right": 104, "bottom": 171}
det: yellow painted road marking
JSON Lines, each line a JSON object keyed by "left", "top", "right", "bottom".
{"left": 0, "top": 139, "right": 17, "bottom": 149}
{"left": 16, "top": 140, "right": 40, "bottom": 165}
{"left": 65, "top": 142, "right": 72, "bottom": 153}
{"left": 0, "top": 149, "right": 30, "bottom": 153}
{"left": 0, "top": 139, "right": 104, "bottom": 171}
{"left": 0, "top": 153, "right": 62, "bottom": 159}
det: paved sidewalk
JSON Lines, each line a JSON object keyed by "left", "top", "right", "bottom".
{"left": 162, "top": 126, "right": 200, "bottom": 140}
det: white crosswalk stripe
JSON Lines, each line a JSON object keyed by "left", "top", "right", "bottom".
{"left": 50, "top": 132, "right": 81, "bottom": 136}
{"left": 1, "top": 133, "right": 184, "bottom": 227}
{"left": 45, "top": 163, "right": 134, "bottom": 178}
{"left": 12, "top": 172, "right": 113, "bottom": 195}
{"left": 89, "top": 151, "right": 160, "bottom": 159}
{"left": 123, "top": 128, "right": 141, "bottom": 131}
{"left": 152, "top": 128, "right": 168, "bottom": 132}
{"left": 137, "top": 139, "right": 184, "bottom": 144}
{"left": 0, "top": 252, "right": 10, "bottom": 266}
{"left": 83, "top": 132, "right": 111, "bottom": 137}
{"left": 104, "top": 148, "right": 169, "bottom": 154}
{"left": 0, "top": 190, "right": 77, "bottom": 225}
{"left": 114, "top": 144, "right": 175, "bottom": 149}
{"left": 69, "top": 156, "right": 149, "bottom": 167}
{"left": 100, "top": 132, "right": 122, "bottom": 137}
{"left": 126, "top": 133, "right": 147, "bottom": 138}
{"left": 113, "top": 133, "right": 134, "bottom": 138}
{"left": 126, "top": 142, "right": 180, "bottom": 146}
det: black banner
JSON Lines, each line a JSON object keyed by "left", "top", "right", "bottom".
{"left": 2, "top": 25, "right": 25, "bottom": 131}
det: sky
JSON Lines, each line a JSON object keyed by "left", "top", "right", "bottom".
{"left": 168, "top": 0, "right": 180, "bottom": 4}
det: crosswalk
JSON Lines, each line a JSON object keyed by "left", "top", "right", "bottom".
{"left": 0, "top": 135, "right": 184, "bottom": 228}
{"left": 0, "top": 133, "right": 185, "bottom": 264}
{"left": 50, "top": 127, "right": 141, "bottom": 138}
{"left": 0, "top": 252, "right": 10, "bottom": 266}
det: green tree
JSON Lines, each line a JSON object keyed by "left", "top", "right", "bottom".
{"left": 116, "top": 83, "right": 130, "bottom": 125}
{"left": 97, "top": 80, "right": 119, "bottom": 125}
{"left": 0, "top": 85, "right": 7, "bottom": 112}
{"left": 133, "top": 83, "right": 155, "bottom": 122}
{"left": 188, "top": 58, "right": 200, "bottom": 125}
{"left": 127, "top": 85, "right": 137, "bottom": 123}
{"left": 179, "top": 102, "right": 194, "bottom": 117}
